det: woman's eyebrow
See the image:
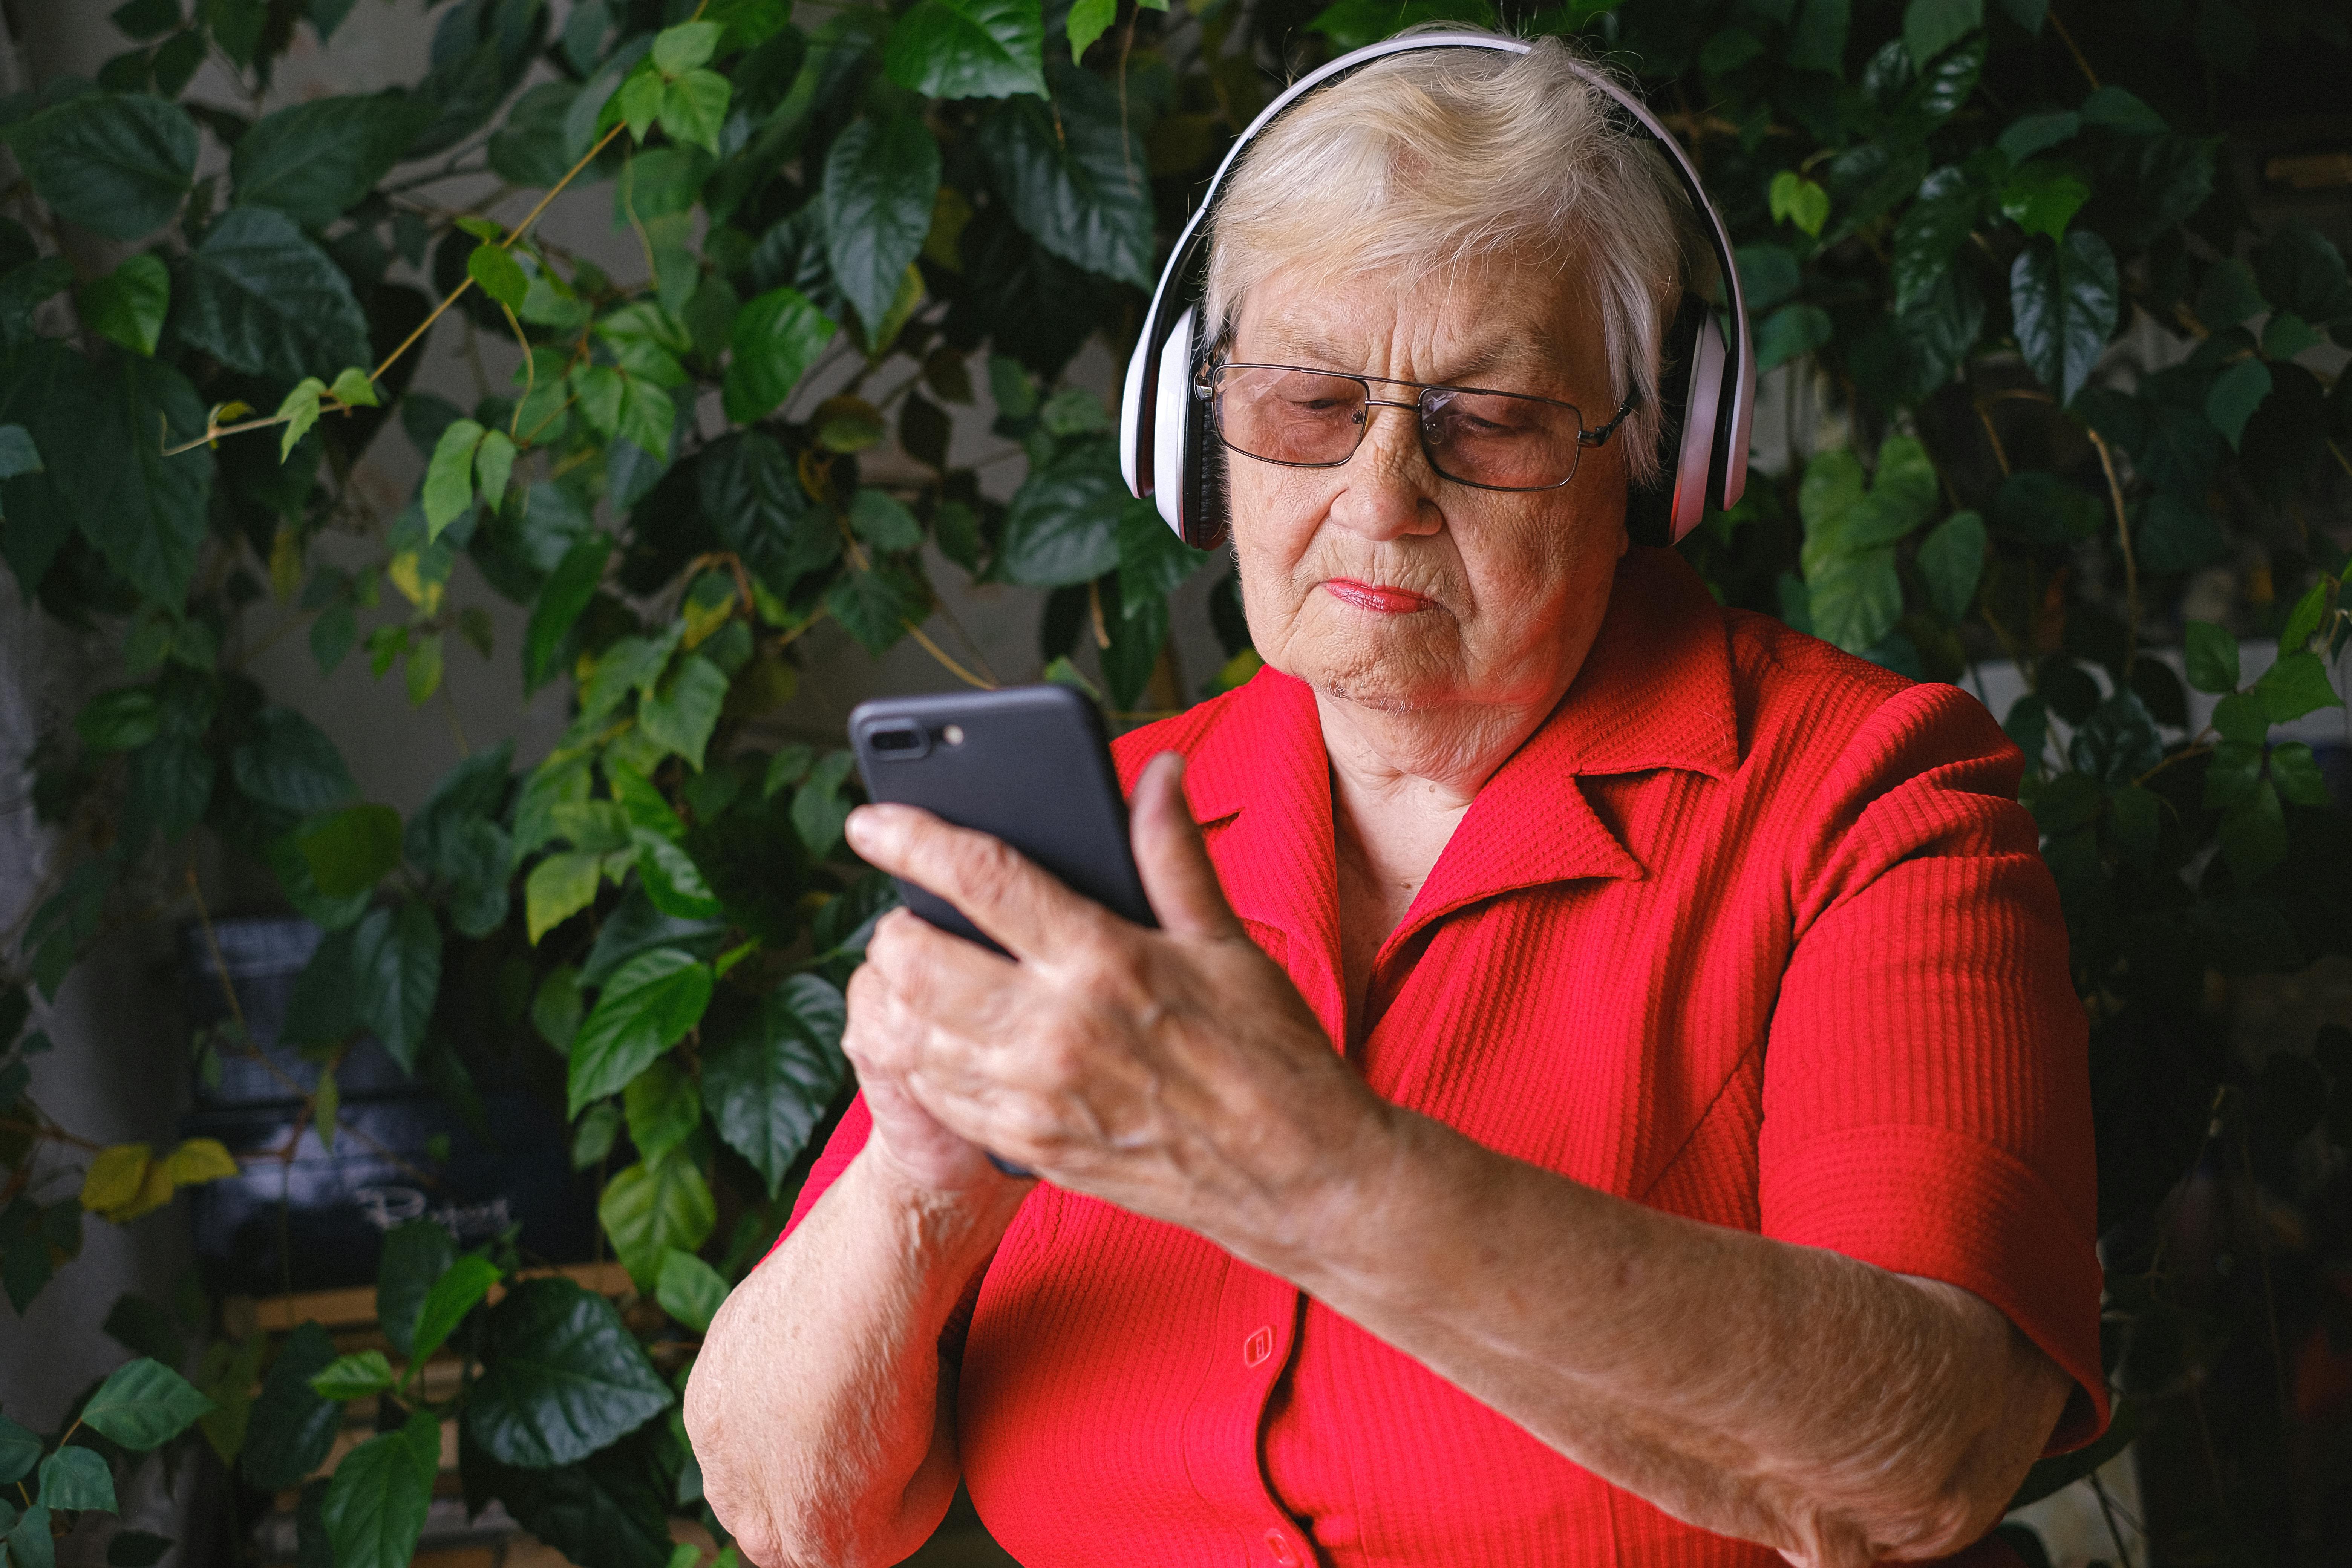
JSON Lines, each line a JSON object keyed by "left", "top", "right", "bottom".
{"left": 1257, "top": 332, "right": 1555, "bottom": 385}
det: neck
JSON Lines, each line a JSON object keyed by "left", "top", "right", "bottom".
{"left": 1314, "top": 684, "right": 1563, "bottom": 817}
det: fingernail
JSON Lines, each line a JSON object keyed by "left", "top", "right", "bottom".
{"left": 845, "top": 806, "right": 878, "bottom": 850}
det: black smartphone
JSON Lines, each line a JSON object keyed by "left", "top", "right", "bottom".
{"left": 848, "top": 685, "right": 1156, "bottom": 1181}
{"left": 847, "top": 684, "right": 1157, "bottom": 953}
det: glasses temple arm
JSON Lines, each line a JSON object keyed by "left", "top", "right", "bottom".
{"left": 1580, "top": 394, "right": 1640, "bottom": 448}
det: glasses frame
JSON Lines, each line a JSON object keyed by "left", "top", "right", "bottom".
{"left": 1200, "top": 361, "right": 1639, "bottom": 494}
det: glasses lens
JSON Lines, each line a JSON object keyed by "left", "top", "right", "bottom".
{"left": 1214, "top": 367, "right": 1368, "bottom": 467}
{"left": 1419, "top": 388, "right": 1583, "bottom": 490}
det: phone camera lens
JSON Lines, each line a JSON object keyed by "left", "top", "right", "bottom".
{"left": 941, "top": 724, "right": 964, "bottom": 746}
{"left": 869, "top": 722, "right": 929, "bottom": 758}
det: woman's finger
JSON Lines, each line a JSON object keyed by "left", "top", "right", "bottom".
{"left": 847, "top": 803, "right": 1117, "bottom": 961}
{"left": 1129, "top": 752, "right": 1244, "bottom": 942}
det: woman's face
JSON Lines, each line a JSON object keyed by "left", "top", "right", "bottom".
{"left": 1225, "top": 253, "right": 1631, "bottom": 719}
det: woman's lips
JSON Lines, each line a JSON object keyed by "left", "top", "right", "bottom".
{"left": 1322, "top": 578, "right": 1433, "bottom": 614}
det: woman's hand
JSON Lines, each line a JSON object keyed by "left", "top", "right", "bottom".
{"left": 841, "top": 752, "right": 1383, "bottom": 1260}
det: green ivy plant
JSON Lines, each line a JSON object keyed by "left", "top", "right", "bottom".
{"left": 1, "top": 0, "right": 2349, "bottom": 1563}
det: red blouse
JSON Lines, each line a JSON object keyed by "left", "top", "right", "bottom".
{"left": 783, "top": 547, "right": 2105, "bottom": 1568}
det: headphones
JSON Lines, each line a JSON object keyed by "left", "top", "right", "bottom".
{"left": 1116, "top": 32, "right": 1755, "bottom": 552}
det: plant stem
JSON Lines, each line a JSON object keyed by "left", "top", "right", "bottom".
{"left": 2087, "top": 427, "right": 2140, "bottom": 669}
{"left": 2047, "top": 8, "right": 2102, "bottom": 90}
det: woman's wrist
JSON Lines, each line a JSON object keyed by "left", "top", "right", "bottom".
{"left": 847, "top": 1140, "right": 1029, "bottom": 1279}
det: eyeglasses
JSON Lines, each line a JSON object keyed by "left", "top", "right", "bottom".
{"left": 1201, "top": 363, "right": 1636, "bottom": 493}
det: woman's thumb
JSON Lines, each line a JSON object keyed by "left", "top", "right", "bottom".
{"left": 1130, "top": 752, "right": 1240, "bottom": 940}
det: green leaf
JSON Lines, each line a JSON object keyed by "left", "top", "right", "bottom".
{"left": 652, "top": 20, "right": 724, "bottom": 74}
{"left": 885, "top": 0, "right": 1046, "bottom": 100}
{"left": 1066, "top": 0, "right": 1115, "bottom": 57}
{"left": 655, "top": 1251, "right": 729, "bottom": 1335}
{"left": 1001, "top": 438, "right": 1124, "bottom": 585}
{"left": 2212, "top": 691, "right": 2268, "bottom": 745}
{"left": 534, "top": 966, "right": 585, "bottom": 1052}
{"left": 77, "top": 253, "right": 169, "bottom": 357}
{"left": 1116, "top": 495, "right": 1205, "bottom": 608}
{"left": 240, "top": 1323, "right": 340, "bottom": 1490}
{"left": 463, "top": 1277, "right": 673, "bottom": 1468}
{"left": 1995, "top": 110, "right": 2077, "bottom": 164}
{"left": 652, "top": 70, "right": 727, "bottom": 158}
{"left": 2279, "top": 577, "right": 2331, "bottom": 654}
{"left": 623, "top": 1059, "right": 701, "bottom": 1163}
{"left": 321, "top": 1412, "right": 438, "bottom": 1568}
{"left": 233, "top": 706, "right": 355, "bottom": 814}
{"left": 824, "top": 115, "right": 942, "bottom": 341}
{"left": 700, "top": 975, "right": 848, "bottom": 1196}
{"left": 614, "top": 65, "right": 665, "bottom": 145}
{"left": 467, "top": 242, "right": 529, "bottom": 311}
{"left": 2069, "top": 692, "right": 2162, "bottom": 787}
{"left": 111, "top": 0, "right": 182, "bottom": 41}
{"left": 352, "top": 902, "right": 441, "bottom": 1073}
{"left": 2252, "top": 650, "right": 2343, "bottom": 724}
{"left": 276, "top": 378, "right": 325, "bottom": 461}
{"left": 527, "top": 851, "right": 605, "bottom": 945}
{"left": 1785, "top": 0, "right": 1848, "bottom": 70}
{"left": 2106, "top": 782, "right": 2161, "bottom": 871}
{"left": 9, "top": 92, "right": 194, "bottom": 240}
{"left": 2009, "top": 228, "right": 2118, "bottom": 406}
{"left": 179, "top": 206, "right": 372, "bottom": 384}
{"left": 376, "top": 1219, "right": 457, "bottom": 1360}
{"left": 1891, "top": 164, "right": 1978, "bottom": 312}
{"left": 1902, "top": 0, "right": 1980, "bottom": 68}
{"left": 1733, "top": 244, "right": 1800, "bottom": 314}
{"left": 1916, "top": 510, "right": 1986, "bottom": 620}
{"left": 410, "top": 1254, "right": 501, "bottom": 1365}
{"left": 2252, "top": 224, "right": 2352, "bottom": 324}
{"left": 78, "top": 688, "right": 159, "bottom": 752}
{"left": 848, "top": 489, "right": 923, "bottom": 554}
{"left": 723, "top": 287, "right": 838, "bottom": 424}
{"left": 2261, "top": 310, "right": 2322, "bottom": 361}
{"left": 2205, "top": 738, "right": 2263, "bottom": 808}
{"left": 979, "top": 76, "right": 1153, "bottom": 288}
{"left": 76, "top": 1358, "right": 208, "bottom": 1454}
{"left": 568, "top": 949, "right": 714, "bottom": 1115}
{"left": 1805, "top": 547, "right": 1903, "bottom": 653}
{"left": 1999, "top": 160, "right": 2089, "bottom": 241}
{"left": 599, "top": 1148, "right": 717, "bottom": 1289}
{"left": 825, "top": 561, "right": 924, "bottom": 657}
{"left": 2183, "top": 620, "right": 2239, "bottom": 693}
{"left": 460, "top": 1424, "right": 672, "bottom": 1568}
{"left": 0, "top": 1417, "right": 40, "bottom": 1485}
{"left": 474, "top": 429, "right": 517, "bottom": 515}
{"left": 2218, "top": 778, "right": 2286, "bottom": 881}
{"left": 2194, "top": 257, "right": 2265, "bottom": 329}
{"left": 791, "top": 750, "right": 857, "bottom": 861}
{"left": 37, "top": 1447, "right": 115, "bottom": 1512}
{"left": 524, "top": 534, "right": 613, "bottom": 693}
{"left": 2204, "top": 357, "right": 2271, "bottom": 451}
{"left": 298, "top": 803, "right": 404, "bottom": 897}
{"left": 634, "top": 831, "right": 720, "bottom": 921}
{"left": 2080, "top": 84, "right": 2166, "bottom": 134}
{"left": 306, "top": 1350, "right": 397, "bottom": 1401}
{"left": 424, "top": 418, "right": 484, "bottom": 539}
{"left": 1752, "top": 303, "right": 1832, "bottom": 372}
{"left": 8, "top": 1505, "right": 54, "bottom": 1568}
{"left": 2269, "top": 741, "right": 2332, "bottom": 808}
{"left": 8, "top": 345, "right": 212, "bottom": 609}
{"left": 231, "top": 93, "right": 433, "bottom": 227}
{"left": 637, "top": 655, "right": 729, "bottom": 772}
{"left": 1769, "top": 170, "right": 1830, "bottom": 236}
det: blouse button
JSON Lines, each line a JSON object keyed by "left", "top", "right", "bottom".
{"left": 1242, "top": 1325, "right": 1275, "bottom": 1367}
{"left": 1264, "top": 1529, "right": 1298, "bottom": 1566}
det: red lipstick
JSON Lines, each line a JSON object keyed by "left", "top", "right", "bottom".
{"left": 1323, "top": 579, "right": 1432, "bottom": 614}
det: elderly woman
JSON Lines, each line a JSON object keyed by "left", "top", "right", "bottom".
{"left": 684, "top": 34, "right": 2102, "bottom": 1568}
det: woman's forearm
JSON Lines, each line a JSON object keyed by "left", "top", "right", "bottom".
{"left": 1243, "top": 1107, "right": 2070, "bottom": 1568}
{"left": 684, "top": 1148, "right": 1022, "bottom": 1568}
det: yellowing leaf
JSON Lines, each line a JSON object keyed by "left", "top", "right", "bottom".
{"left": 270, "top": 525, "right": 304, "bottom": 602}
{"left": 162, "top": 1138, "right": 240, "bottom": 1185}
{"left": 82, "top": 1143, "right": 153, "bottom": 1215}
{"left": 387, "top": 552, "right": 446, "bottom": 616}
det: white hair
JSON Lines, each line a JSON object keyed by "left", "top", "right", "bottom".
{"left": 1202, "top": 28, "right": 1697, "bottom": 481}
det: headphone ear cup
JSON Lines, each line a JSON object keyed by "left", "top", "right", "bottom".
{"left": 1625, "top": 292, "right": 1707, "bottom": 549}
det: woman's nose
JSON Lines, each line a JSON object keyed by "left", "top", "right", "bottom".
{"left": 1327, "top": 401, "right": 1442, "bottom": 541}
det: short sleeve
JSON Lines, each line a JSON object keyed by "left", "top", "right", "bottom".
{"left": 1758, "top": 682, "right": 2108, "bottom": 1451}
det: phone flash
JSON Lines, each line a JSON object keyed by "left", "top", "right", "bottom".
{"left": 942, "top": 724, "right": 965, "bottom": 746}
